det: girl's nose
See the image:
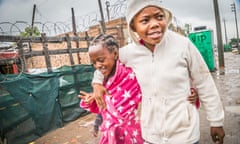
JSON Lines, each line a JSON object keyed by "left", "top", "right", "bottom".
{"left": 150, "top": 19, "right": 160, "bottom": 29}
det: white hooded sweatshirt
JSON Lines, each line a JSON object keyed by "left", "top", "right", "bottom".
{"left": 93, "top": 0, "right": 224, "bottom": 143}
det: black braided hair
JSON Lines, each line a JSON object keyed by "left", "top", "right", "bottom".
{"left": 90, "top": 34, "right": 119, "bottom": 53}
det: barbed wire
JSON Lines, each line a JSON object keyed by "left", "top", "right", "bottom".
{"left": 0, "top": 0, "right": 181, "bottom": 37}
{"left": 0, "top": 0, "right": 128, "bottom": 36}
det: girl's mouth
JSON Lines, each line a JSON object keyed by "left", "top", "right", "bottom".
{"left": 147, "top": 31, "right": 162, "bottom": 39}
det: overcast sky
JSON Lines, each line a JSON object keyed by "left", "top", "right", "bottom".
{"left": 0, "top": 0, "right": 239, "bottom": 43}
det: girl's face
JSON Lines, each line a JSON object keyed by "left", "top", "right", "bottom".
{"left": 89, "top": 44, "right": 118, "bottom": 79}
{"left": 132, "top": 6, "right": 167, "bottom": 49}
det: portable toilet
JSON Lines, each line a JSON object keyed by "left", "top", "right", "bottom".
{"left": 188, "top": 29, "right": 216, "bottom": 72}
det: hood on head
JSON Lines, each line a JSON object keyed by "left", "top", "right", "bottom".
{"left": 126, "top": 0, "right": 172, "bottom": 44}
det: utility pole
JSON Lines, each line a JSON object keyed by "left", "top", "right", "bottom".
{"left": 231, "top": 2, "right": 240, "bottom": 53}
{"left": 213, "top": 0, "right": 225, "bottom": 69}
{"left": 29, "top": 4, "right": 36, "bottom": 54}
{"left": 106, "top": 1, "right": 110, "bottom": 21}
{"left": 98, "top": 0, "right": 106, "bottom": 33}
{"left": 30, "top": 4, "right": 36, "bottom": 36}
{"left": 71, "top": 8, "right": 77, "bottom": 35}
{"left": 71, "top": 7, "right": 81, "bottom": 64}
{"left": 223, "top": 18, "right": 228, "bottom": 45}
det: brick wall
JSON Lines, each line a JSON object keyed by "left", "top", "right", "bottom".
{"left": 27, "top": 17, "right": 127, "bottom": 70}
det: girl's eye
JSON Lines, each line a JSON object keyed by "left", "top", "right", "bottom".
{"left": 156, "top": 14, "right": 165, "bottom": 20}
{"left": 97, "top": 58, "right": 105, "bottom": 63}
{"left": 140, "top": 18, "right": 149, "bottom": 24}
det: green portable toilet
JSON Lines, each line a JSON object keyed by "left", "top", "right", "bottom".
{"left": 224, "top": 44, "right": 231, "bottom": 52}
{"left": 188, "top": 30, "right": 215, "bottom": 72}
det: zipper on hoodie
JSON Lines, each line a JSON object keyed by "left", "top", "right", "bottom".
{"left": 151, "top": 46, "right": 155, "bottom": 63}
{"left": 151, "top": 46, "right": 155, "bottom": 62}
{"left": 152, "top": 53, "right": 154, "bottom": 62}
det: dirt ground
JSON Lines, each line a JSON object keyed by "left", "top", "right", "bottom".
{"left": 33, "top": 113, "right": 100, "bottom": 144}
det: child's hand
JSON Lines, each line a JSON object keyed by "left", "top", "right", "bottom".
{"left": 92, "top": 83, "right": 109, "bottom": 110}
{"left": 188, "top": 88, "right": 199, "bottom": 106}
{"left": 78, "top": 91, "right": 94, "bottom": 105}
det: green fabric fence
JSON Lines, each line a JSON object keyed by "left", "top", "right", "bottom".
{"left": 0, "top": 64, "right": 94, "bottom": 144}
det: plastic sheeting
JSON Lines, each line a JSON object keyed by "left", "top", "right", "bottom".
{"left": 0, "top": 64, "right": 94, "bottom": 144}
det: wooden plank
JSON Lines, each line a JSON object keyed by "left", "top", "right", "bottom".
{"left": 0, "top": 35, "right": 93, "bottom": 43}
{"left": 41, "top": 33, "right": 52, "bottom": 73}
{"left": 23, "top": 48, "right": 88, "bottom": 57}
{"left": 17, "top": 42, "right": 27, "bottom": 72}
{"left": 66, "top": 34, "right": 74, "bottom": 65}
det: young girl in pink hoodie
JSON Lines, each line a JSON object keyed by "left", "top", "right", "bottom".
{"left": 79, "top": 34, "right": 144, "bottom": 144}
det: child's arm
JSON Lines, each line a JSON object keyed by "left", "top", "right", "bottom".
{"left": 92, "top": 70, "right": 108, "bottom": 110}
{"left": 78, "top": 91, "right": 100, "bottom": 113}
{"left": 188, "top": 88, "right": 200, "bottom": 109}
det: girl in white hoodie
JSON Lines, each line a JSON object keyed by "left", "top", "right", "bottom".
{"left": 92, "top": 0, "right": 225, "bottom": 143}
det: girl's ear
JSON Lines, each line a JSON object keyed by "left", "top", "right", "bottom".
{"left": 113, "top": 49, "right": 119, "bottom": 60}
{"left": 130, "top": 22, "right": 136, "bottom": 32}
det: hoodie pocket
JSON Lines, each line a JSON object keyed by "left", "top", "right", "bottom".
{"left": 164, "top": 102, "right": 191, "bottom": 137}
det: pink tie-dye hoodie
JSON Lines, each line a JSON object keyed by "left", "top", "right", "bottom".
{"left": 80, "top": 60, "right": 143, "bottom": 144}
